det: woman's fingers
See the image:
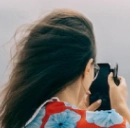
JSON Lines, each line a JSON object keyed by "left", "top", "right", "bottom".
{"left": 86, "top": 90, "right": 91, "bottom": 95}
{"left": 108, "top": 72, "right": 128, "bottom": 102}
{"left": 118, "top": 76, "right": 127, "bottom": 89}
{"left": 108, "top": 72, "right": 116, "bottom": 88}
{"left": 78, "top": 94, "right": 101, "bottom": 111}
{"left": 87, "top": 99, "right": 102, "bottom": 111}
{"left": 108, "top": 72, "right": 130, "bottom": 122}
{"left": 108, "top": 72, "right": 126, "bottom": 88}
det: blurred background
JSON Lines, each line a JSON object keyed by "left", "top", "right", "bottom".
{"left": 0, "top": 0, "right": 130, "bottom": 103}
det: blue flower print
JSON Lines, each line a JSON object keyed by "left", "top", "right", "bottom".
{"left": 44, "top": 109, "right": 81, "bottom": 128}
{"left": 86, "top": 109, "right": 123, "bottom": 127}
{"left": 25, "top": 107, "right": 46, "bottom": 128}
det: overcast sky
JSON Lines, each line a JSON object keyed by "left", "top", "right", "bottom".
{"left": 0, "top": 0, "right": 130, "bottom": 87}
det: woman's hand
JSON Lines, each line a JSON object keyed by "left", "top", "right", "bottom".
{"left": 108, "top": 72, "right": 130, "bottom": 123}
{"left": 78, "top": 94, "right": 102, "bottom": 111}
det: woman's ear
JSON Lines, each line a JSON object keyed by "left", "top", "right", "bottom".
{"left": 85, "top": 58, "right": 94, "bottom": 74}
{"left": 82, "top": 58, "right": 94, "bottom": 78}
{"left": 80, "top": 58, "right": 94, "bottom": 94}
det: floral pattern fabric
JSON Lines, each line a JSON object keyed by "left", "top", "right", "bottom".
{"left": 44, "top": 109, "right": 81, "bottom": 128}
{"left": 25, "top": 97, "right": 130, "bottom": 128}
{"left": 86, "top": 109, "right": 123, "bottom": 127}
{"left": 25, "top": 107, "right": 46, "bottom": 128}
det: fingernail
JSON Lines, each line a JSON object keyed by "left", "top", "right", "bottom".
{"left": 86, "top": 91, "right": 91, "bottom": 95}
{"left": 88, "top": 91, "right": 91, "bottom": 95}
{"left": 109, "top": 72, "right": 112, "bottom": 78}
{"left": 97, "top": 99, "right": 102, "bottom": 103}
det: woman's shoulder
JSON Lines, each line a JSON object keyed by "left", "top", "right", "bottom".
{"left": 25, "top": 97, "right": 129, "bottom": 128}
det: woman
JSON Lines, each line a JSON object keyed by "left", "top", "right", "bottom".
{"left": 0, "top": 9, "right": 130, "bottom": 128}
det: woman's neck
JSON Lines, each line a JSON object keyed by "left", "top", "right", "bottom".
{"left": 54, "top": 78, "right": 85, "bottom": 107}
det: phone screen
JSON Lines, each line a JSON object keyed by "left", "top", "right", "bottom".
{"left": 89, "top": 63, "right": 111, "bottom": 110}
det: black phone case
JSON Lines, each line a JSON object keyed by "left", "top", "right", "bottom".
{"left": 89, "top": 63, "right": 119, "bottom": 110}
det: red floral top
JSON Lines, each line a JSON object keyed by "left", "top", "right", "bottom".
{"left": 24, "top": 97, "right": 129, "bottom": 128}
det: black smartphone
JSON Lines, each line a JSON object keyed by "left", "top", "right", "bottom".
{"left": 113, "top": 64, "right": 120, "bottom": 85}
{"left": 89, "top": 63, "right": 120, "bottom": 110}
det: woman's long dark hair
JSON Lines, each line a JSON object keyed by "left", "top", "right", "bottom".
{"left": 0, "top": 9, "right": 96, "bottom": 128}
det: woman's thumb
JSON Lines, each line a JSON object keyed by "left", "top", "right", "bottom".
{"left": 87, "top": 99, "right": 102, "bottom": 111}
{"left": 108, "top": 72, "right": 116, "bottom": 87}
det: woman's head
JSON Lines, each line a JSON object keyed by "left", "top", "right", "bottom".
{"left": 0, "top": 9, "right": 96, "bottom": 128}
